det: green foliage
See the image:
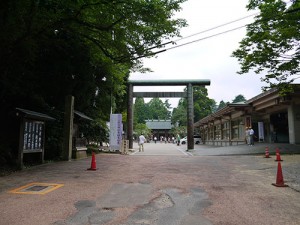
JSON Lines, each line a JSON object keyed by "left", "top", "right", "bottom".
{"left": 170, "top": 126, "right": 187, "bottom": 138}
{"left": 134, "top": 97, "right": 148, "bottom": 125}
{"left": 134, "top": 123, "right": 152, "bottom": 140}
{"left": 216, "top": 100, "right": 228, "bottom": 111}
{"left": 86, "top": 146, "right": 100, "bottom": 156}
{"left": 79, "top": 120, "right": 108, "bottom": 144}
{"left": 232, "top": 94, "right": 247, "bottom": 103}
{"left": 232, "top": 0, "right": 300, "bottom": 94}
{"left": 214, "top": 94, "right": 246, "bottom": 112}
{"left": 193, "top": 87, "right": 216, "bottom": 122}
{"left": 171, "top": 86, "right": 215, "bottom": 125}
{"left": 171, "top": 99, "right": 187, "bottom": 126}
{"left": 133, "top": 97, "right": 172, "bottom": 138}
{"left": 44, "top": 110, "right": 64, "bottom": 161}
{"left": 147, "top": 98, "right": 171, "bottom": 120}
{"left": 0, "top": 0, "right": 187, "bottom": 163}
{"left": 134, "top": 97, "right": 172, "bottom": 127}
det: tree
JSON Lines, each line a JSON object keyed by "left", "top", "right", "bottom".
{"left": 171, "top": 99, "right": 187, "bottom": 126}
{"left": 134, "top": 97, "right": 148, "bottom": 125}
{"left": 0, "top": 0, "right": 188, "bottom": 164}
{"left": 217, "top": 100, "right": 227, "bottom": 111}
{"left": 146, "top": 98, "right": 171, "bottom": 120}
{"left": 232, "top": 0, "right": 300, "bottom": 94}
{"left": 1, "top": 0, "right": 187, "bottom": 112}
{"left": 193, "top": 86, "right": 216, "bottom": 122}
{"left": 171, "top": 86, "right": 215, "bottom": 125}
{"left": 134, "top": 123, "right": 151, "bottom": 141}
{"left": 133, "top": 97, "right": 172, "bottom": 133}
{"left": 170, "top": 126, "right": 187, "bottom": 139}
{"left": 232, "top": 94, "right": 247, "bottom": 103}
{"left": 163, "top": 99, "right": 172, "bottom": 110}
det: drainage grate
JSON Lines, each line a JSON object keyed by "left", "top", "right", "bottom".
{"left": 8, "top": 183, "right": 64, "bottom": 195}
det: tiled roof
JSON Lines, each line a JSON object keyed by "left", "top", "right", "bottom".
{"left": 146, "top": 120, "right": 172, "bottom": 129}
{"left": 16, "top": 108, "right": 55, "bottom": 121}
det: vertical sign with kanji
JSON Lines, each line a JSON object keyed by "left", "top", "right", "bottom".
{"left": 109, "top": 114, "right": 123, "bottom": 150}
{"left": 258, "top": 122, "right": 264, "bottom": 142}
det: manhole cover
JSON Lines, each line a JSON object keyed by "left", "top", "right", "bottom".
{"left": 26, "top": 185, "right": 48, "bottom": 192}
{"left": 8, "top": 183, "right": 64, "bottom": 195}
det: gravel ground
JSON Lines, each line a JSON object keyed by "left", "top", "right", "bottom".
{"left": 0, "top": 143, "right": 299, "bottom": 225}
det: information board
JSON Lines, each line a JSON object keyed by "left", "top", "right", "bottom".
{"left": 109, "top": 114, "right": 123, "bottom": 150}
{"left": 23, "top": 120, "right": 44, "bottom": 152}
{"left": 258, "top": 122, "right": 264, "bottom": 142}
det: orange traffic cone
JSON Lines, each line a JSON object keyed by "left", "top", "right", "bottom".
{"left": 272, "top": 161, "right": 288, "bottom": 187}
{"left": 264, "top": 146, "right": 270, "bottom": 158}
{"left": 87, "top": 152, "right": 97, "bottom": 170}
{"left": 275, "top": 148, "right": 283, "bottom": 161}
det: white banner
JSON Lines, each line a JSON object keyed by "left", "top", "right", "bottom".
{"left": 258, "top": 122, "right": 264, "bottom": 142}
{"left": 109, "top": 114, "right": 123, "bottom": 150}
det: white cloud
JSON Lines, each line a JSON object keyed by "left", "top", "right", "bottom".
{"left": 130, "top": 0, "right": 266, "bottom": 107}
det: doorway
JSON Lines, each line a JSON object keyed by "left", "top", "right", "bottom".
{"left": 270, "top": 111, "right": 289, "bottom": 143}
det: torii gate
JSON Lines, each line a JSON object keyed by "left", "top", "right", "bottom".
{"left": 127, "top": 79, "right": 210, "bottom": 150}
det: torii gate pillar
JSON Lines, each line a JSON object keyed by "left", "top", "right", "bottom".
{"left": 127, "top": 84, "right": 134, "bottom": 149}
{"left": 187, "top": 83, "right": 194, "bottom": 150}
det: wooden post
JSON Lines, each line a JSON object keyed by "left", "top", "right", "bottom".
{"left": 17, "top": 118, "right": 25, "bottom": 170}
{"left": 63, "top": 95, "right": 74, "bottom": 161}
{"left": 41, "top": 122, "right": 45, "bottom": 164}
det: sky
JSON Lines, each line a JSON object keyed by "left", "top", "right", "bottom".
{"left": 129, "top": 0, "right": 267, "bottom": 108}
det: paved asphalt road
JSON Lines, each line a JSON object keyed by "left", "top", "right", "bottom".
{"left": 0, "top": 142, "right": 299, "bottom": 225}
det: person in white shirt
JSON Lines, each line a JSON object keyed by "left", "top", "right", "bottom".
{"left": 249, "top": 127, "right": 255, "bottom": 146}
{"left": 138, "top": 133, "right": 146, "bottom": 152}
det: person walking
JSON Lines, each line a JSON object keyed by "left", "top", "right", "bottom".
{"left": 177, "top": 134, "right": 180, "bottom": 146}
{"left": 138, "top": 133, "right": 146, "bottom": 152}
{"left": 154, "top": 136, "right": 157, "bottom": 144}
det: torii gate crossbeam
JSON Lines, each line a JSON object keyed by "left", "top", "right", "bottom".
{"left": 127, "top": 79, "right": 210, "bottom": 150}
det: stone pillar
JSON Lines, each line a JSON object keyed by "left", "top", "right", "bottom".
{"left": 63, "top": 95, "right": 74, "bottom": 161}
{"left": 187, "top": 83, "right": 194, "bottom": 150}
{"left": 127, "top": 84, "right": 134, "bottom": 149}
